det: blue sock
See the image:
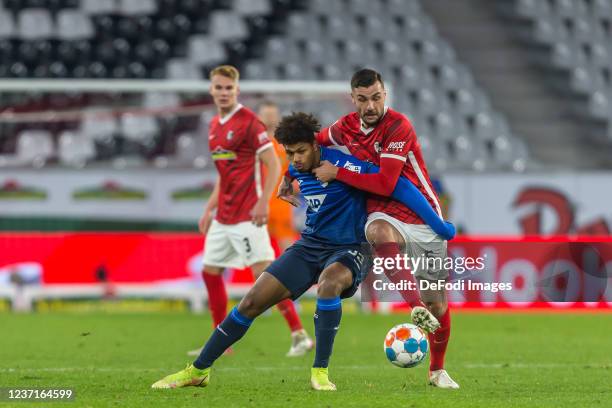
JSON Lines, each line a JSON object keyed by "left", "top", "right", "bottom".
{"left": 313, "top": 297, "right": 342, "bottom": 368}
{"left": 193, "top": 307, "right": 253, "bottom": 369}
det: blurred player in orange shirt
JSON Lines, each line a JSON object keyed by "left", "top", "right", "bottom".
{"left": 258, "top": 101, "right": 299, "bottom": 253}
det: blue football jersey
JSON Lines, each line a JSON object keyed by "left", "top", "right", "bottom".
{"left": 289, "top": 147, "right": 374, "bottom": 246}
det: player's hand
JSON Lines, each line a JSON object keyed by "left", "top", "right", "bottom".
{"left": 312, "top": 160, "right": 338, "bottom": 183}
{"left": 198, "top": 211, "right": 214, "bottom": 235}
{"left": 250, "top": 199, "right": 269, "bottom": 226}
{"left": 277, "top": 177, "right": 300, "bottom": 207}
{"left": 442, "top": 221, "right": 456, "bottom": 241}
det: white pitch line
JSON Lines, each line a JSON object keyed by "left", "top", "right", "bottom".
{"left": 1, "top": 362, "right": 610, "bottom": 373}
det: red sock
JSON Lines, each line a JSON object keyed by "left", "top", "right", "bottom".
{"left": 276, "top": 298, "right": 303, "bottom": 332}
{"left": 374, "top": 242, "right": 423, "bottom": 308}
{"left": 202, "top": 272, "right": 228, "bottom": 327}
{"left": 429, "top": 308, "right": 451, "bottom": 371}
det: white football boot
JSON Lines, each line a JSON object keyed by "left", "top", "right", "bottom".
{"left": 429, "top": 369, "right": 460, "bottom": 389}
{"left": 411, "top": 306, "right": 440, "bottom": 333}
{"left": 286, "top": 329, "right": 314, "bottom": 357}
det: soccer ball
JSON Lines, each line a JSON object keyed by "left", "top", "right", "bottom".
{"left": 384, "top": 323, "right": 429, "bottom": 368}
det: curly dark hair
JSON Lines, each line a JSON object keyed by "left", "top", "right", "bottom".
{"left": 274, "top": 112, "right": 321, "bottom": 145}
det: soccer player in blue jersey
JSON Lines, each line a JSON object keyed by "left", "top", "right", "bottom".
{"left": 151, "top": 112, "right": 454, "bottom": 391}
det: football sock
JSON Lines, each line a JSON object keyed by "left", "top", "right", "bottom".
{"left": 193, "top": 307, "right": 252, "bottom": 369}
{"left": 313, "top": 297, "right": 342, "bottom": 368}
{"left": 429, "top": 307, "right": 451, "bottom": 371}
{"left": 203, "top": 272, "right": 228, "bottom": 327}
{"left": 276, "top": 298, "right": 303, "bottom": 332}
{"left": 374, "top": 242, "right": 423, "bottom": 308}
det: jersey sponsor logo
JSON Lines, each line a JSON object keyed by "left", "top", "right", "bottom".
{"left": 343, "top": 161, "right": 361, "bottom": 173}
{"left": 304, "top": 194, "right": 327, "bottom": 212}
{"left": 226, "top": 130, "right": 234, "bottom": 141}
{"left": 257, "top": 131, "right": 269, "bottom": 144}
{"left": 387, "top": 141, "right": 406, "bottom": 151}
{"left": 211, "top": 146, "right": 237, "bottom": 161}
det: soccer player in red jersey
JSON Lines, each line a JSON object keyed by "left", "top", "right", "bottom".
{"left": 310, "top": 69, "right": 459, "bottom": 389}
{"left": 190, "top": 65, "right": 312, "bottom": 357}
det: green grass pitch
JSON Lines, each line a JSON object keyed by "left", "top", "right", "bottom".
{"left": 0, "top": 311, "right": 611, "bottom": 407}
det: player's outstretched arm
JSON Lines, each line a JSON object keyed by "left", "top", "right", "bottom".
{"left": 314, "top": 156, "right": 404, "bottom": 197}
{"left": 390, "top": 178, "right": 456, "bottom": 241}
{"left": 319, "top": 150, "right": 455, "bottom": 240}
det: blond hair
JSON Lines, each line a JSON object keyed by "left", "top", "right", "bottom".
{"left": 209, "top": 65, "right": 240, "bottom": 82}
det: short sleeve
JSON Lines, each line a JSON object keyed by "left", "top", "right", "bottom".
{"left": 316, "top": 120, "right": 344, "bottom": 147}
{"left": 380, "top": 118, "right": 416, "bottom": 163}
{"left": 249, "top": 118, "right": 273, "bottom": 155}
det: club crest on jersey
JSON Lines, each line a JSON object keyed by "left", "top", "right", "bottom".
{"left": 226, "top": 130, "right": 234, "bottom": 141}
{"left": 374, "top": 141, "right": 382, "bottom": 154}
{"left": 343, "top": 161, "right": 361, "bottom": 173}
{"left": 304, "top": 194, "right": 327, "bottom": 212}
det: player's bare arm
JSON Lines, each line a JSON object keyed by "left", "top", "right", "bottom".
{"left": 199, "top": 178, "right": 220, "bottom": 235}
{"left": 277, "top": 175, "right": 300, "bottom": 207}
{"left": 252, "top": 146, "right": 280, "bottom": 226}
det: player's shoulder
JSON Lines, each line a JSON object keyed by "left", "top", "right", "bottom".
{"left": 321, "top": 145, "right": 349, "bottom": 162}
{"left": 239, "top": 106, "right": 267, "bottom": 128}
{"left": 238, "top": 105, "right": 257, "bottom": 119}
{"left": 382, "top": 108, "right": 415, "bottom": 138}
{"left": 384, "top": 108, "right": 413, "bottom": 128}
{"left": 336, "top": 112, "right": 361, "bottom": 130}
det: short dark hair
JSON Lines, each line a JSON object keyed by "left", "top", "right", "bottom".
{"left": 351, "top": 68, "right": 384, "bottom": 89}
{"left": 274, "top": 112, "right": 320, "bottom": 145}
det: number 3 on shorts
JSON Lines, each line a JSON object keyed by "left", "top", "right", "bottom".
{"left": 243, "top": 237, "right": 252, "bottom": 254}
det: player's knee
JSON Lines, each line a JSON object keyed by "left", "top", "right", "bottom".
{"left": 366, "top": 220, "right": 399, "bottom": 245}
{"left": 317, "top": 278, "right": 344, "bottom": 298}
{"left": 425, "top": 301, "right": 447, "bottom": 318}
{"left": 237, "top": 293, "right": 264, "bottom": 319}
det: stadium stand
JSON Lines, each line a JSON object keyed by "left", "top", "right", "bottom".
{"left": 14, "top": 0, "right": 612, "bottom": 170}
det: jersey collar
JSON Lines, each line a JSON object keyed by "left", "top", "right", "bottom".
{"left": 218, "top": 103, "right": 243, "bottom": 125}
{"left": 360, "top": 106, "right": 389, "bottom": 135}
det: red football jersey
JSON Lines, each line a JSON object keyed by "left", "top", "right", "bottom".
{"left": 317, "top": 107, "right": 442, "bottom": 225}
{"left": 208, "top": 104, "right": 272, "bottom": 224}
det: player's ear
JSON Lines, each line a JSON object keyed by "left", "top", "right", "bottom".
{"left": 236, "top": 83, "right": 240, "bottom": 97}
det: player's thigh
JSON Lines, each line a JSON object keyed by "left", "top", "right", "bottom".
{"left": 408, "top": 239, "right": 449, "bottom": 307}
{"left": 365, "top": 213, "right": 406, "bottom": 247}
{"left": 229, "top": 222, "right": 275, "bottom": 268}
{"left": 202, "top": 220, "right": 240, "bottom": 269}
{"left": 321, "top": 247, "right": 368, "bottom": 299}
{"left": 317, "top": 262, "right": 354, "bottom": 298}
{"left": 249, "top": 260, "right": 271, "bottom": 278}
{"left": 237, "top": 272, "right": 292, "bottom": 319}
{"left": 265, "top": 244, "right": 319, "bottom": 300}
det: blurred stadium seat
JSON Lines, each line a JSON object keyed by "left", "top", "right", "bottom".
{"left": 3, "top": 0, "right": 612, "bottom": 169}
